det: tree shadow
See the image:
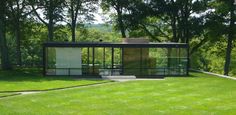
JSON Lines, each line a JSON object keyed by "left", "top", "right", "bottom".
{"left": 0, "top": 68, "right": 104, "bottom": 82}
{"left": 166, "top": 72, "right": 201, "bottom": 78}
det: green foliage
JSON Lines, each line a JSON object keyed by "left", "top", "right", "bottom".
{"left": 77, "top": 28, "right": 121, "bottom": 42}
{"left": 191, "top": 37, "right": 236, "bottom": 76}
{"left": 230, "top": 47, "right": 236, "bottom": 76}
{"left": 15, "top": 21, "right": 47, "bottom": 66}
{"left": 54, "top": 25, "right": 71, "bottom": 41}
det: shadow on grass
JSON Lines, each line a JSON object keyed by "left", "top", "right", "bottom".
{"left": 0, "top": 68, "right": 103, "bottom": 82}
{"left": 0, "top": 93, "right": 21, "bottom": 98}
{"left": 0, "top": 68, "right": 206, "bottom": 82}
{"left": 0, "top": 68, "right": 113, "bottom": 93}
{"left": 166, "top": 72, "right": 201, "bottom": 78}
{"left": 0, "top": 80, "right": 113, "bottom": 93}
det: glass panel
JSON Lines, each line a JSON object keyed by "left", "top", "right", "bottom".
{"left": 81, "top": 48, "right": 89, "bottom": 75}
{"left": 146, "top": 48, "right": 168, "bottom": 76}
{"left": 46, "top": 47, "right": 83, "bottom": 75}
{"left": 179, "top": 48, "right": 188, "bottom": 75}
{"left": 94, "top": 47, "right": 104, "bottom": 75}
{"left": 123, "top": 48, "right": 141, "bottom": 75}
{"left": 46, "top": 47, "right": 56, "bottom": 75}
{"left": 87, "top": 47, "right": 93, "bottom": 75}
{"left": 113, "top": 48, "right": 122, "bottom": 75}
{"left": 98, "top": 48, "right": 112, "bottom": 76}
{"left": 99, "top": 47, "right": 110, "bottom": 76}
{"left": 168, "top": 48, "right": 178, "bottom": 75}
{"left": 141, "top": 48, "right": 149, "bottom": 75}
{"left": 104, "top": 48, "right": 112, "bottom": 69}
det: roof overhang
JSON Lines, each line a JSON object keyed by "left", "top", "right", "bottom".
{"left": 43, "top": 42, "right": 188, "bottom": 48}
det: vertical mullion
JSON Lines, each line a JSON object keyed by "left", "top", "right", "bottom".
{"left": 92, "top": 47, "right": 95, "bottom": 75}
{"left": 43, "top": 46, "right": 46, "bottom": 76}
{"left": 179, "top": 48, "right": 181, "bottom": 75}
{"left": 87, "top": 47, "right": 89, "bottom": 75}
{"left": 111, "top": 47, "right": 114, "bottom": 75}
{"left": 140, "top": 48, "right": 142, "bottom": 76}
{"left": 187, "top": 45, "right": 190, "bottom": 76}
{"left": 176, "top": 47, "right": 178, "bottom": 75}
{"left": 103, "top": 47, "right": 105, "bottom": 69}
{"left": 121, "top": 47, "right": 124, "bottom": 75}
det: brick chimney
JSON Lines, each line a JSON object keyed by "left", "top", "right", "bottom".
{"left": 122, "top": 38, "right": 149, "bottom": 44}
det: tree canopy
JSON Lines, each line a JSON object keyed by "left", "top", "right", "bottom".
{"left": 0, "top": 0, "right": 236, "bottom": 77}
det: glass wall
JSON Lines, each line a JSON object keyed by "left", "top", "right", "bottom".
{"left": 45, "top": 46, "right": 188, "bottom": 76}
{"left": 122, "top": 47, "right": 188, "bottom": 76}
{"left": 103, "top": 48, "right": 112, "bottom": 75}
{"left": 46, "top": 47, "right": 56, "bottom": 75}
{"left": 113, "top": 48, "right": 122, "bottom": 75}
{"left": 146, "top": 48, "right": 168, "bottom": 76}
{"left": 179, "top": 48, "right": 188, "bottom": 75}
{"left": 46, "top": 47, "right": 82, "bottom": 75}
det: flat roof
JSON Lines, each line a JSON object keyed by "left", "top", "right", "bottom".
{"left": 44, "top": 42, "right": 188, "bottom": 48}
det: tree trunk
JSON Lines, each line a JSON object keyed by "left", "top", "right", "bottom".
{"left": 70, "top": 1, "right": 76, "bottom": 42}
{"left": 71, "top": 20, "right": 76, "bottom": 42}
{"left": 171, "top": 16, "right": 178, "bottom": 42}
{"left": 117, "top": 9, "right": 126, "bottom": 38}
{"left": 48, "top": 0, "right": 54, "bottom": 41}
{"left": 15, "top": 19, "right": 22, "bottom": 66}
{"left": 14, "top": 0, "right": 22, "bottom": 66}
{"left": 141, "top": 24, "right": 161, "bottom": 42}
{"left": 184, "top": 3, "right": 190, "bottom": 44}
{"left": 48, "top": 19, "right": 54, "bottom": 41}
{"left": 183, "top": 0, "right": 190, "bottom": 75}
{"left": 224, "top": 0, "right": 235, "bottom": 75}
{"left": 0, "top": 0, "right": 11, "bottom": 70}
{"left": 190, "top": 37, "right": 208, "bottom": 55}
{"left": 224, "top": 35, "right": 233, "bottom": 75}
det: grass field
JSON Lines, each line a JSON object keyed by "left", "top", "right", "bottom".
{"left": 0, "top": 71, "right": 235, "bottom": 114}
{"left": 0, "top": 69, "right": 110, "bottom": 92}
{"left": 0, "top": 93, "right": 20, "bottom": 97}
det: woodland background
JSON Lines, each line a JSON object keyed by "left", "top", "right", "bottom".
{"left": 0, "top": 0, "right": 235, "bottom": 77}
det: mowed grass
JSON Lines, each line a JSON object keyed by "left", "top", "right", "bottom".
{"left": 0, "top": 72, "right": 235, "bottom": 114}
{"left": 0, "top": 69, "right": 109, "bottom": 92}
{"left": 0, "top": 93, "right": 20, "bottom": 97}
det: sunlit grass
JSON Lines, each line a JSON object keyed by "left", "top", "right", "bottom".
{"left": 0, "top": 69, "right": 110, "bottom": 92}
{"left": 0, "top": 93, "right": 20, "bottom": 97}
{"left": 0, "top": 72, "right": 235, "bottom": 114}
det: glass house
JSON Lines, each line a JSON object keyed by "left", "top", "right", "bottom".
{"left": 43, "top": 40, "right": 189, "bottom": 78}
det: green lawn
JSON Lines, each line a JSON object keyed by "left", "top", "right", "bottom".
{"left": 0, "top": 93, "right": 20, "bottom": 97}
{"left": 0, "top": 69, "right": 110, "bottom": 92}
{"left": 0, "top": 72, "right": 235, "bottom": 114}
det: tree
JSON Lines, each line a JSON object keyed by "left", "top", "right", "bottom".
{"left": 31, "top": 0, "right": 64, "bottom": 41}
{"left": 7, "top": 0, "right": 33, "bottom": 66}
{"left": 121, "top": 0, "right": 163, "bottom": 41}
{"left": 207, "top": 0, "right": 236, "bottom": 75}
{"left": 0, "top": 0, "right": 11, "bottom": 69}
{"left": 223, "top": 0, "right": 235, "bottom": 75}
{"left": 101, "top": 0, "right": 131, "bottom": 38}
{"left": 123, "top": 0, "right": 207, "bottom": 44}
{"left": 66, "top": 0, "right": 97, "bottom": 42}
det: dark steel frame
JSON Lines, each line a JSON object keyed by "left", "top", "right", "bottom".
{"left": 43, "top": 42, "right": 189, "bottom": 77}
